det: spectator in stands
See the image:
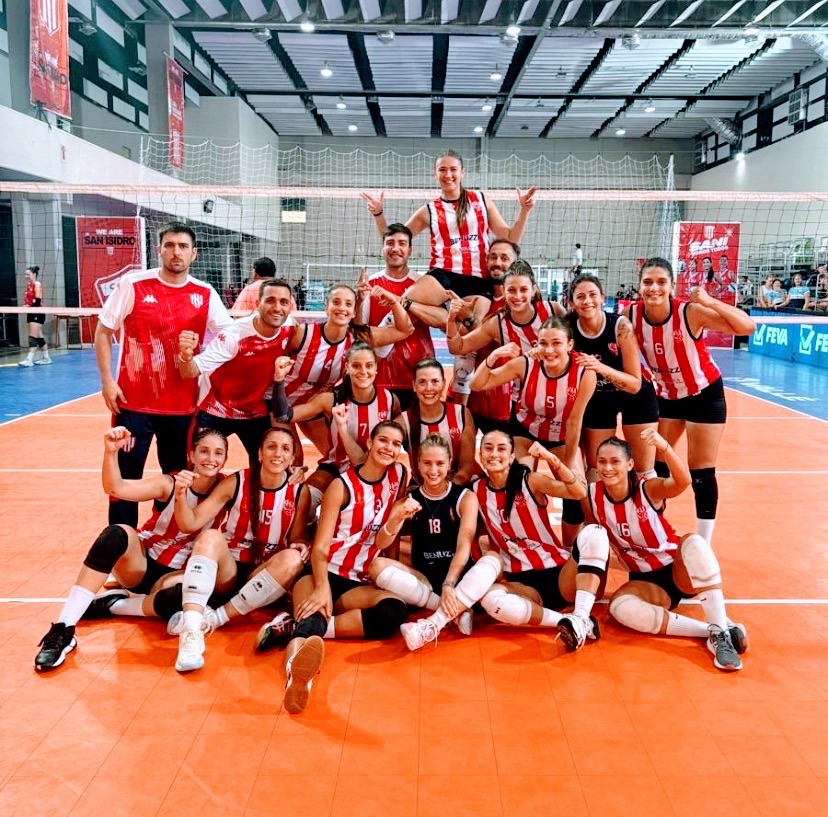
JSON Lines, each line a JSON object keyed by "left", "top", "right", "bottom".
{"left": 232, "top": 257, "right": 277, "bottom": 313}
{"left": 570, "top": 243, "right": 583, "bottom": 275}
{"left": 756, "top": 274, "right": 775, "bottom": 308}
{"left": 764, "top": 279, "right": 788, "bottom": 309}
{"left": 805, "top": 264, "right": 828, "bottom": 311}
{"left": 737, "top": 275, "right": 754, "bottom": 308}
{"left": 786, "top": 273, "right": 810, "bottom": 310}
{"left": 294, "top": 279, "right": 307, "bottom": 310}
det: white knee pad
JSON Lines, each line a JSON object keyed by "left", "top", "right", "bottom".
{"left": 609, "top": 593, "right": 663, "bottom": 634}
{"left": 374, "top": 565, "right": 436, "bottom": 609}
{"left": 480, "top": 586, "right": 533, "bottom": 626}
{"left": 680, "top": 533, "right": 722, "bottom": 590}
{"left": 576, "top": 524, "right": 610, "bottom": 571}
{"left": 454, "top": 552, "right": 502, "bottom": 609}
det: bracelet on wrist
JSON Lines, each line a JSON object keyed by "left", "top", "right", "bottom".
{"left": 382, "top": 522, "right": 400, "bottom": 537}
{"left": 485, "top": 358, "right": 495, "bottom": 368}
{"left": 442, "top": 580, "right": 456, "bottom": 588}
{"left": 372, "top": 210, "right": 383, "bottom": 217}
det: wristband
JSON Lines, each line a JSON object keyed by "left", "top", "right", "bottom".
{"left": 461, "top": 317, "right": 476, "bottom": 329}
{"left": 485, "top": 358, "right": 495, "bottom": 368}
{"left": 401, "top": 296, "right": 412, "bottom": 311}
{"left": 442, "top": 580, "right": 456, "bottom": 588}
{"left": 382, "top": 522, "right": 400, "bottom": 537}
{"left": 372, "top": 210, "right": 383, "bottom": 217}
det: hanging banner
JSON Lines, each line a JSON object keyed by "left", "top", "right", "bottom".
{"left": 76, "top": 217, "right": 146, "bottom": 343}
{"left": 672, "top": 221, "right": 741, "bottom": 349}
{"left": 166, "top": 56, "right": 185, "bottom": 169}
{"left": 29, "top": 0, "right": 72, "bottom": 119}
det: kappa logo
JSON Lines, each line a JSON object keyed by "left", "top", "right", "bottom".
{"left": 190, "top": 293, "right": 205, "bottom": 309}
{"left": 142, "top": 294, "right": 158, "bottom": 304}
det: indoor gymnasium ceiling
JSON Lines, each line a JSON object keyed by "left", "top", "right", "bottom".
{"left": 117, "top": 1, "right": 827, "bottom": 138}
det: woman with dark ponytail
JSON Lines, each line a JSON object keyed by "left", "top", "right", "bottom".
{"left": 19, "top": 264, "right": 51, "bottom": 366}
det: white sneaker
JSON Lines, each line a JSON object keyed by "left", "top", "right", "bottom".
{"left": 34, "top": 358, "right": 52, "bottom": 365}
{"left": 400, "top": 618, "right": 440, "bottom": 651}
{"left": 167, "top": 607, "right": 218, "bottom": 636}
{"left": 175, "top": 628, "right": 205, "bottom": 672}
{"left": 18, "top": 359, "right": 34, "bottom": 367}
{"left": 284, "top": 636, "right": 325, "bottom": 714}
{"left": 556, "top": 614, "right": 600, "bottom": 652}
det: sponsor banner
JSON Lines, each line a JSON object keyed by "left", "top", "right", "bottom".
{"left": 748, "top": 310, "right": 828, "bottom": 369}
{"left": 672, "top": 221, "right": 741, "bottom": 349}
{"left": 76, "top": 217, "right": 146, "bottom": 342}
{"left": 166, "top": 56, "right": 185, "bottom": 169}
{"left": 29, "top": 0, "right": 71, "bottom": 118}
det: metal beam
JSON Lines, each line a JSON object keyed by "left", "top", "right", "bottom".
{"left": 347, "top": 32, "right": 386, "bottom": 136}
{"left": 430, "top": 33, "right": 449, "bottom": 137}
{"left": 594, "top": 0, "right": 624, "bottom": 27}
{"left": 238, "top": 89, "right": 755, "bottom": 101}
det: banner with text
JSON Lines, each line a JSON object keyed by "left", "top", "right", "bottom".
{"left": 672, "top": 221, "right": 741, "bottom": 349}
{"left": 29, "top": 0, "right": 71, "bottom": 118}
{"left": 76, "top": 217, "right": 146, "bottom": 342}
{"left": 166, "top": 56, "right": 185, "bottom": 169}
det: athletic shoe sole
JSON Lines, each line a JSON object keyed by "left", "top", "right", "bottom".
{"left": 730, "top": 623, "right": 749, "bottom": 655}
{"left": 284, "top": 636, "right": 324, "bottom": 714}
{"left": 81, "top": 589, "right": 129, "bottom": 620}
{"left": 34, "top": 636, "right": 77, "bottom": 672}
{"left": 706, "top": 637, "right": 743, "bottom": 671}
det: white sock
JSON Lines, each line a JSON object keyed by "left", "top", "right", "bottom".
{"left": 229, "top": 570, "right": 286, "bottom": 616}
{"left": 665, "top": 611, "right": 710, "bottom": 638}
{"left": 540, "top": 607, "right": 563, "bottom": 627}
{"left": 573, "top": 589, "right": 596, "bottom": 619}
{"left": 696, "top": 588, "right": 728, "bottom": 630}
{"left": 454, "top": 554, "right": 501, "bottom": 609}
{"left": 427, "top": 608, "right": 450, "bottom": 630}
{"left": 58, "top": 586, "right": 96, "bottom": 626}
{"left": 375, "top": 565, "right": 439, "bottom": 609}
{"left": 182, "top": 609, "right": 202, "bottom": 631}
{"left": 182, "top": 555, "right": 218, "bottom": 612}
{"left": 324, "top": 617, "right": 336, "bottom": 639}
{"left": 110, "top": 594, "right": 148, "bottom": 617}
{"left": 214, "top": 606, "right": 231, "bottom": 628}
{"left": 696, "top": 518, "right": 716, "bottom": 542}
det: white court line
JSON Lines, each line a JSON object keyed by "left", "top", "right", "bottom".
{"left": 0, "top": 393, "right": 99, "bottom": 427}
{"left": 729, "top": 416, "right": 814, "bottom": 420}
{"left": 718, "top": 470, "right": 828, "bottom": 475}
{"left": 723, "top": 385, "right": 828, "bottom": 425}
{"left": 27, "top": 413, "right": 110, "bottom": 418}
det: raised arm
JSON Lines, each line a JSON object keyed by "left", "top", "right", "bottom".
{"left": 639, "top": 428, "right": 691, "bottom": 504}
{"left": 527, "top": 444, "right": 586, "bottom": 501}
{"left": 101, "top": 427, "right": 172, "bottom": 502}
{"left": 688, "top": 288, "right": 756, "bottom": 335}
{"left": 563, "top": 369, "right": 596, "bottom": 467}
{"left": 446, "top": 301, "right": 499, "bottom": 355}
{"left": 331, "top": 403, "right": 368, "bottom": 467}
{"left": 367, "top": 288, "right": 414, "bottom": 346}
{"left": 453, "top": 408, "right": 478, "bottom": 486}
{"left": 469, "top": 344, "right": 525, "bottom": 391}
{"left": 483, "top": 187, "right": 537, "bottom": 243}
{"left": 174, "top": 470, "right": 237, "bottom": 533}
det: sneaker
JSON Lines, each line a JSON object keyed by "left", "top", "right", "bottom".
{"left": 81, "top": 589, "right": 128, "bottom": 620}
{"left": 400, "top": 618, "right": 440, "bottom": 652}
{"left": 34, "top": 358, "right": 52, "bottom": 365}
{"left": 729, "top": 623, "right": 749, "bottom": 655}
{"left": 707, "top": 624, "right": 742, "bottom": 671}
{"left": 18, "top": 359, "right": 34, "bottom": 367}
{"left": 175, "top": 628, "right": 205, "bottom": 672}
{"left": 284, "top": 636, "right": 325, "bottom": 714}
{"left": 254, "top": 611, "right": 295, "bottom": 652}
{"left": 556, "top": 614, "right": 601, "bottom": 652}
{"left": 167, "top": 607, "right": 218, "bottom": 636}
{"left": 451, "top": 610, "right": 474, "bottom": 637}
{"left": 34, "top": 623, "right": 77, "bottom": 672}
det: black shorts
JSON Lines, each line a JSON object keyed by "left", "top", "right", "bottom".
{"left": 626, "top": 562, "right": 694, "bottom": 610}
{"left": 208, "top": 562, "right": 253, "bottom": 607}
{"left": 27, "top": 313, "right": 45, "bottom": 325}
{"left": 314, "top": 461, "right": 341, "bottom": 479}
{"left": 584, "top": 381, "right": 659, "bottom": 429}
{"left": 506, "top": 414, "right": 564, "bottom": 451}
{"left": 503, "top": 565, "right": 569, "bottom": 611}
{"left": 126, "top": 556, "right": 178, "bottom": 595}
{"left": 428, "top": 268, "right": 495, "bottom": 300}
{"left": 658, "top": 378, "right": 726, "bottom": 424}
{"left": 328, "top": 570, "right": 368, "bottom": 602}
{"left": 389, "top": 388, "right": 414, "bottom": 413}
{"left": 471, "top": 414, "right": 512, "bottom": 436}
{"left": 410, "top": 555, "right": 473, "bottom": 593}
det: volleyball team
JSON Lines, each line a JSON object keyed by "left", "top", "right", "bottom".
{"left": 34, "top": 149, "right": 757, "bottom": 713}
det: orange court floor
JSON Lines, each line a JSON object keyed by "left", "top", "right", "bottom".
{"left": 0, "top": 388, "right": 827, "bottom": 817}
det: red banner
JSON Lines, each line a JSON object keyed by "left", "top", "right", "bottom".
{"left": 76, "top": 217, "right": 146, "bottom": 342}
{"left": 166, "top": 56, "right": 185, "bottom": 169}
{"left": 673, "top": 221, "right": 741, "bottom": 348}
{"left": 29, "top": 0, "right": 71, "bottom": 118}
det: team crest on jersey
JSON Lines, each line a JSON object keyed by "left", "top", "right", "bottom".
{"left": 608, "top": 343, "right": 619, "bottom": 356}
{"left": 636, "top": 504, "right": 649, "bottom": 520}
{"left": 216, "top": 333, "right": 226, "bottom": 343}
{"left": 190, "top": 293, "right": 204, "bottom": 309}
{"left": 672, "top": 330, "right": 683, "bottom": 342}
{"left": 283, "top": 500, "right": 295, "bottom": 515}
{"left": 567, "top": 387, "right": 577, "bottom": 400}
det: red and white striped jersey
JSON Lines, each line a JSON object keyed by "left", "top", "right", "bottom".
{"left": 327, "top": 462, "right": 406, "bottom": 581}
{"left": 474, "top": 472, "right": 568, "bottom": 573}
{"left": 630, "top": 299, "right": 721, "bottom": 400}
{"left": 514, "top": 358, "right": 584, "bottom": 443}
{"left": 99, "top": 269, "right": 233, "bottom": 415}
{"left": 589, "top": 479, "right": 679, "bottom": 573}
{"left": 140, "top": 475, "right": 227, "bottom": 569}
{"left": 401, "top": 402, "right": 465, "bottom": 473}
{"left": 359, "top": 270, "right": 435, "bottom": 390}
{"left": 24, "top": 281, "right": 38, "bottom": 307}
{"left": 498, "top": 300, "right": 555, "bottom": 353}
{"left": 322, "top": 387, "right": 396, "bottom": 470}
{"left": 468, "top": 297, "right": 512, "bottom": 423}
{"left": 427, "top": 190, "right": 490, "bottom": 278}
{"left": 283, "top": 322, "right": 352, "bottom": 406}
{"left": 195, "top": 316, "right": 294, "bottom": 419}
{"left": 221, "top": 469, "right": 303, "bottom": 563}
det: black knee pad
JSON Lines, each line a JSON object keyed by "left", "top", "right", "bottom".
{"left": 83, "top": 526, "right": 129, "bottom": 573}
{"left": 36, "top": 338, "right": 46, "bottom": 348}
{"left": 152, "top": 583, "right": 183, "bottom": 621}
{"left": 654, "top": 460, "right": 670, "bottom": 479}
{"left": 361, "top": 598, "right": 408, "bottom": 639}
{"left": 28, "top": 336, "right": 38, "bottom": 348}
{"left": 293, "top": 611, "right": 328, "bottom": 640}
{"left": 689, "top": 467, "right": 718, "bottom": 519}
{"left": 561, "top": 497, "right": 585, "bottom": 526}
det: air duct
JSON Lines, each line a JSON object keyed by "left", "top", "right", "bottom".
{"left": 705, "top": 116, "right": 741, "bottom": 145}
{"left": 796, "top": 34, "right": 828, "bottom": 65}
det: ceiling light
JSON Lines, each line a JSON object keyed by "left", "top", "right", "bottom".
{"left": 644, "top": 99, "right": 656, "bottom": 113}
{"left": 348, "top": 124, "right": 358, "bottom": 132}
{"left": 481, "top": 99, "right": 492, "bottom": 111}
{"left": 336, "top": 97, "right": 347, "bottom": 110}
{"left": 621, "top": 33, "right": 640, "bottom": 50}
{"left": 128, "top": 64, "right": 147, "bottom": 76}
{"left": 474, "top": 126, "right": 484, "bottom": 134}
{"left": 615, "top": 128, "right": 626, "bottom": 136}
{"left": 490, "top": 65, "right": 502, "bottom": 81}
{"left": 299, "top": 18, "right": 315, "bottom": 33}
{"left": 79, "top": 21, "right": 97, "bottom": 36}
{"left": 505, "top": 24, "right": 521, "bottom": 37}
{"left": 743, "top": 27, "right": 764, "bottom": 43}
{"left": 252, "top": 27, "right": 271, "bottom": 43}
{"left": 736, "top": 151, "right": 745, "bottom": 160}
{"left": 500, "top": 32, "right": 518, "bottom": 46}
{"left": 320, "top": 62, "right": 333, "bottom": 78}
{"left": 376, "top": 29, "right": 395, "bottom": 43}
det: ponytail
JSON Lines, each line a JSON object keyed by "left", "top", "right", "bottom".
{"left": 504, "top": 460, "right": 531, "bottom": 518}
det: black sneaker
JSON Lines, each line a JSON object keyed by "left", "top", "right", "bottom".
{"left": 729, "top": 623, "right": 749, "bottom": 655}
{"left": 80, "top": 589, "right": 129, "bottom": 620}
{"left": 557, "top": 614, "right": 601, "bottom": 652}
{"left": 254, "top": 612, "right": 296, "bottom": 653}
{"left": 34, "top": 623, "right": 77, "bottom": 672}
